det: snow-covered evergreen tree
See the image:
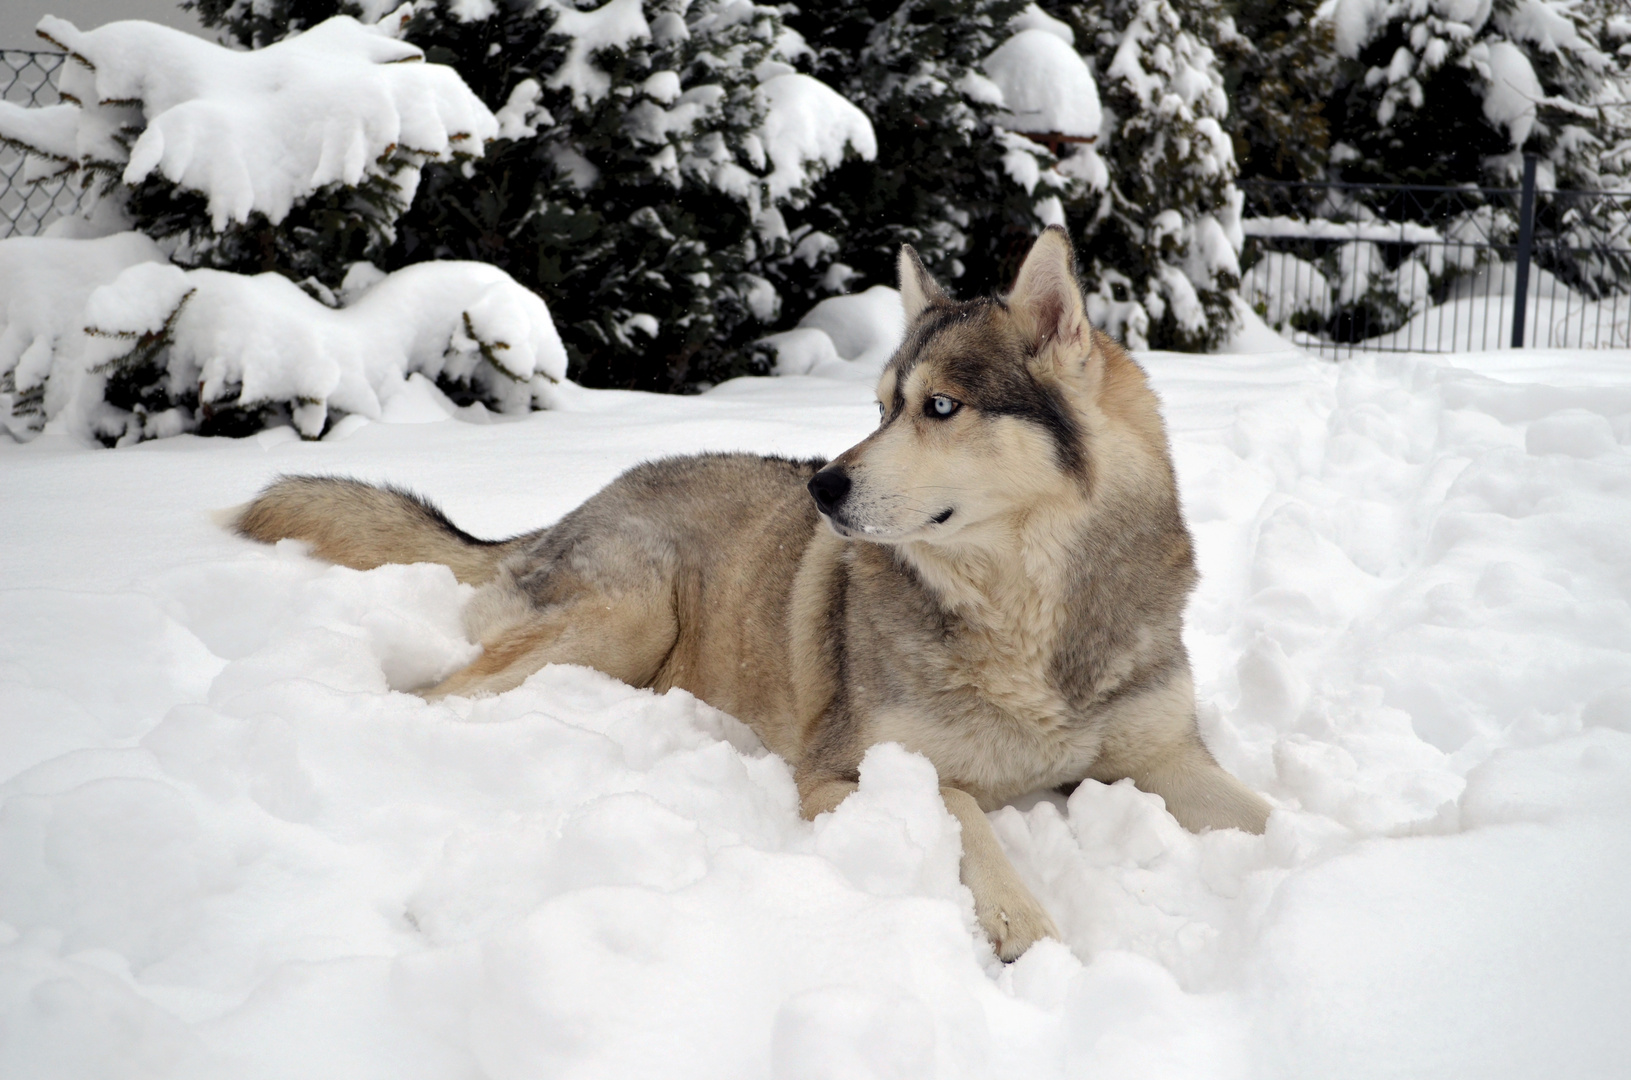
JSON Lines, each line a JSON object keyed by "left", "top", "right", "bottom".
{"left": 0, "top": 15, "right": 568, "bottom": 445}
{"left": 1322, "top": 0, "right": 1631, "bottom": 303}
{"left": 776, "top": 0, "right": 1078, "bottom": 303}
{"left": 1040, "top": 0, "right": 1242, "bottom": 350}
{"left": 195, "top": 0, "right": 872, "bottom": 392}
{"left": 1325, "top": 0, "right": 1626, "bottom": 191}
{"left": 396, "top": 0, "right": 793, "bottom": 392}
{"left": 1216, "top": 0, "right": 1337, "bottom": 184}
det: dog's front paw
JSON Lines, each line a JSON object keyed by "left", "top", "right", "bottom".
{"left": 975, "top": 889, "right": 1059, "bottom": 962}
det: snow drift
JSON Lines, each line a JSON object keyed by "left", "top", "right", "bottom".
{"left": 1, "top": 338, "right": 1628, "bottom": 1078}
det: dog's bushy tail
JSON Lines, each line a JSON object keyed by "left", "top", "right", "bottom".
{"left": 226, "top": 476, "right": 525, "bottom": 585}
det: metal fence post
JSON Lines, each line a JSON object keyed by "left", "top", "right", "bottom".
{"left": 1510, "top": 154, "right": 1537, "bottom": 348}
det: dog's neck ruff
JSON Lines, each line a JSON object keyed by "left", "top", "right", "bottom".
{"left": 897, "top": 499, "right": 1083, "bottom": 643}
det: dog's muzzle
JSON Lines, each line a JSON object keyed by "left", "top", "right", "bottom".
{"left": 807, "top": 468, "right": 850, "bottom": 516}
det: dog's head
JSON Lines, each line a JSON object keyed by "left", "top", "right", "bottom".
{"left": 808, "top": 226, "right": 1170, "bottom": 547}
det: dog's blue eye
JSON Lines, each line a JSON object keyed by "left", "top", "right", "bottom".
{"left": 928, "top": 395, "right": 959, "bottom": 418}
{"left": 877, "top": 401, "right": 886, "bottom": 419}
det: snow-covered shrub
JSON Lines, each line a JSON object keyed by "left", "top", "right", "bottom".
{"left": 202, "top": 0, "right": 874, "bottom": 393}
{"left": 0, "top": 15, "right": 498, "bottom": 287}
{"left": 0, "top": 14, "right": 570, "bottom": 445}
{"left": 760, "top": 285, "right": 905, "bottom": 380}
{"left": 1241, "top": 200, "right": 1491, "bottom": 346}
{"left": 0, "top": 232, "right": 165, "bottom": 440}
{"left": 0, "top": 233, "right": 566, "bottom": 445}
{"left": 1241, "top": 250, "right": 1332, "bottom": 333}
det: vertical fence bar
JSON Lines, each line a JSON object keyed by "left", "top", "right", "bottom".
{"left": 1510, "top": 155, "right": 1537, "bottom": 348}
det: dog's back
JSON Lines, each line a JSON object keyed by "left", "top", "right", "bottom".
{"left": 230, "top": 455, "right": 827, "bottom": 743}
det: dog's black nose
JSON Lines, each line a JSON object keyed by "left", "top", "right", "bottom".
{"left": 808, "top": 469, "right": 851, "bottom": 515}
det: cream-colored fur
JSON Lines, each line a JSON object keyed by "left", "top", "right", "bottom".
{"left": 228, "top": 228, "right": 1271, "bottom": 962}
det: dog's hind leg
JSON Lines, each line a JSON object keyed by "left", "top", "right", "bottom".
{"left": 798, "top": 775, "right": 1059, "bottom": 961}
{"left": 1128, "top": 739, "right": 1272, "bottom": 834}
{"left": 1088, "top": 675, "right": 1272, "bottom": 835}
{"left": 423, "top": 587, "right": 678, "bottom": 699}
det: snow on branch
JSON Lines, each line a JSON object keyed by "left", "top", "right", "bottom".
{"left": 1, "top": 15, "right": 498, "bottom": 230}
{"left": 756, "top": 73, "right": 876, "bottom": 203}
{"left": 982, "top": 28, "right": 1102, "bottom": 142}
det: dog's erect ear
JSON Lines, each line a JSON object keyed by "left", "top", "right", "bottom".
{"left": 1009, "top": 226, "right": 1091, "bottom": 364}
{"left": 897, "top": 245, "right": 949, "bottom": 322}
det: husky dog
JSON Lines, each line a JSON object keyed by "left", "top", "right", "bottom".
{"left": 228, "top": 227, "right": 1270, "bottom": 960}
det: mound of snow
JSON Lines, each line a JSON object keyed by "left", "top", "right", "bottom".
{"left": 0, "top": 15, "right": 497, "bottom": 229}
{"left": 1477, "top": 40, "right": 1544, "bottom": 147}
{"left": 982, "top": 28, "right": 1102, "bottom": 140}
{"left": 757, "top": 73, "right": 877, "bottom": 202}
{"left": 761, "top": 285, "right": 905, "bottom": 380}
{"left": 1367, "top": 262, "right": 1630, "bottom": 352}
{"left": 0, "top": 232, "right": 166, "bottom": 440}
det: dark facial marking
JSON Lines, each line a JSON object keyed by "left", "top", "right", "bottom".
{"left": 885, "top": 300, "right": 1086, "bottom": 474}
{"left": 956, "top": 356, "right": 1084, "bottom": 475}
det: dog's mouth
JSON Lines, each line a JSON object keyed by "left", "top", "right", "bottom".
{"left": 824, "top": 506, "right": 955, "bottom": 541}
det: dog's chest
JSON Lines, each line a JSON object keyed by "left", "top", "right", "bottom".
{"left": 869, "top": 605, "right": 1107, "bottom": 804}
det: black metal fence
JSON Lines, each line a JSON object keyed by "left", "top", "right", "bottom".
{"left": 1, "top": 48, "right": 90, "bottom": 238}
{"left": 1240, "top": 163, "right": 1631, "bottom": 355}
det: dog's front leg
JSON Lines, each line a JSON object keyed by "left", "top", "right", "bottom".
{"left": 797, "top": 774, "right": 1059, "bottom": 961}
{"left": 939, "top": 786, "right": 1059, "bottom": 961}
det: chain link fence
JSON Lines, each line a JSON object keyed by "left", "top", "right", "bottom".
{"left": 2, "top": 48, "right": 91, "bottom": 238}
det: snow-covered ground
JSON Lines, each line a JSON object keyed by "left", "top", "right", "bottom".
{"left": 2, "top": 336, "right": 1630, "bottom": 1078}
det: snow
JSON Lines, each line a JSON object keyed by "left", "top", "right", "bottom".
{"left": 1241, "top": 251, "right": 1333, "bottom": 331}
{"left": 5, "top": 16, "right": 499, "bottom": 231}
{"left": 1476, "top": 40, "right": 1544, "bottom": 147}
{"left": 4, "top": 324, "right": 1631, "bottom": 1076}
{"left": 982, "top": 29, "right": 1102, "bottom": 140}
{"left": 493, "top": 78, "right": 549, "bottom": 140}
{"left": 758, "top": 285, "right": 905, "bottom": 379}
{"left": 1364, "top": 262, "right": 1631, "bottom": 351}
{"left": 1500, "top": 0, "right": 1582, "bottom": 52}
{"left": 1330, "top": 0, "right": 1494, "bottom": 58}
{"left": 0, "top": 232, "right": 166, "bottom": 440}
{"left": 0, "top": 103, "right": 77, "bottom": 184}
{"left": 1008, "top": 3, "right": 1075, "bottom": 45}
{"left": 0, "top": 235, "right": 565, "bottom": 444}
{"left": 545, "top": 0, "right": 652, "bottom": 108}
{"left": 1243, "top": 215, "right": 1443, "bottom": 245}
{"left": 756, "top": 74, "right": 877, "bottom": 202}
